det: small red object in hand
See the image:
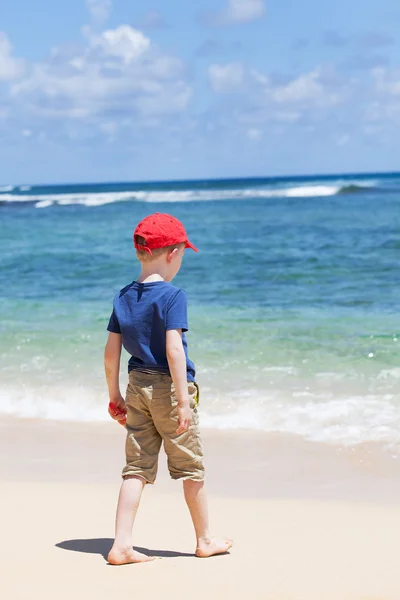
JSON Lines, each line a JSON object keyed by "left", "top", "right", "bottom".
{"left": 109, "top": 402, "right": 127, "bottom": 426}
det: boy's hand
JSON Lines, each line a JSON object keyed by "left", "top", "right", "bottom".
{"left": 176, "top": 401, "right": 192, "bottom": 435}
{"left": 108, "top": 394, "right": 127, "bottom": 427}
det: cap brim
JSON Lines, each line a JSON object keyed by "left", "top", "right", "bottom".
{"left": 185, "top": 240, "right": 198, "bottom": 252}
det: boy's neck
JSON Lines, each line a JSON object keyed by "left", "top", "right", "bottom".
{"left": 137, "top": 262, "right": 170, "bottom": 284}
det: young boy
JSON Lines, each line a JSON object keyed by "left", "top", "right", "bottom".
{"left": 104, "top": 212, "right": 232, "bottom": 565}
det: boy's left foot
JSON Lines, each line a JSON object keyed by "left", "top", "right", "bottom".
{"left": 196, "top": 537, "right": 233, "bottom": 558}
{"left": 108, "top": 546, "right": 154, "bottom": 565}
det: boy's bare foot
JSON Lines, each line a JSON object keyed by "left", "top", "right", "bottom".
{"left": 107, "top": 546, "right": 154, "bottom": 565}
{"left": 195, "top": 537, "right": 233, "bottom": 558}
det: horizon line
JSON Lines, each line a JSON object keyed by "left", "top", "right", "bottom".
{"left": 2, "top": 169, "right": 400, "bottom": 189}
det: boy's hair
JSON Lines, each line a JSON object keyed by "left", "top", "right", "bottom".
{"left": 135, "top": 235, "right": 185, "bottom": 263}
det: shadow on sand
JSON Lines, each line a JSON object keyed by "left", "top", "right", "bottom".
{"left": 56, "top": 538, "right": 195, "bottom": 560}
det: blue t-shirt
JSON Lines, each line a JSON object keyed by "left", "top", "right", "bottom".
{"left": 107, "top": 281, "right": 195, "bottom": 382}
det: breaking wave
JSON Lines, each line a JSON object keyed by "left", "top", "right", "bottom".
{"left": 0, "top": 181, "right": 379, "bottom": 208}
{"left": 1, "top": 382, "right": 400, "bottom": 447}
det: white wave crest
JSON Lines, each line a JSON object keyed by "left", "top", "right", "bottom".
{"left": 284, "top": 185, "right": 339, "bottom": 197}
{"left": 1, "top": 382, "right": 400, "bottom": 447}
{"left": 201, "top": 393, "right": 400, "bottom": 446}
{"left": 0, "top": 384, "right": 106, "bottom": 422}
{"left": 0, "top": 185, "right": 14, "bottom": 192}
{"left": 0, "top": 184, "right": 345, "bottom": 207}
{"left": 1, "top": 191, "right": 136, "bottom": 207}
{"left": 35, "top": 200, "right": 54, "bottom": 209}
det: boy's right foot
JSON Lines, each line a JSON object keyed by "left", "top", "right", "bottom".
{"left": 195, "top": 537, "right": 233, "bottom": 558}
{"left": 107, "top": 546, "right": 154, "bottom": 565}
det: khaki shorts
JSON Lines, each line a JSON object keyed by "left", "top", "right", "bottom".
{"left": 122, "top": 371, "right": 205, "bottom": 484}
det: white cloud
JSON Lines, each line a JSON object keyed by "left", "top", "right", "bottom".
{"left": 269, "top": 69, "right": 342, "bottom": 107}
{"left": 210, "top": 64, "right": 345, "bottom": 111}
{"left": 0, "top": 33, "right": 24, "bottom": 80}
{"left": 208, "top": 63, "right": 356, "bottom": 140}
{"left": 86, "top": 0, "right": 112, "bottom": 25}
{"left": 204, "top": 0, "right": 266, "bottom": 26}
{"left": 208, "top": 62, "right": 244, "bottom": 93}
{"left": 92, "top": 25, "right": 150, "bottom": 64}
{"left": 5, "top": 14, "right": 400, "bottom": 157}
{"left": 10, "top": 25, "right": 191, "bottom": 121}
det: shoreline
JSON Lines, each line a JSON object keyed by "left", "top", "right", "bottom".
{"left": 2, "top": 415, "right": 400, "bottom": 503}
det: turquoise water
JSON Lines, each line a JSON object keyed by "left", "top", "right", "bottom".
{"left": 1, "top": 173, "right": 400, "bottom": 445}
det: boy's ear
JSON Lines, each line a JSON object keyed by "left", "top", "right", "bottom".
{"left": 166, "top": 247, "right": 179, "bottom": 263}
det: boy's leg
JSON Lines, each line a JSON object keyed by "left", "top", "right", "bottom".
{"left": 183, "top": 479, "right": 232, "bottom": 558}
{"left": 108, "top": 475, "right": 154, "bottom": 564}
{"left": 151, "top": 378, "right": 232, "bottom": 557}
{"left": 108, "top": 375, "right": 162, "bottom": 565}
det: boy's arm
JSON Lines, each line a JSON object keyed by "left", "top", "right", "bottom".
{"left": 104, "top": 332, "right": 126, "bottom": 425}
{"left": 166, "top": 329, "right": 191, "bottom": 435}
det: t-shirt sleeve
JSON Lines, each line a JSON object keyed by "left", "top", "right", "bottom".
{"left": 107, "top": 308, "right": 121, "bottom": 334}
{"left": 166, "top": 290, "right": 188, "bottom": 332}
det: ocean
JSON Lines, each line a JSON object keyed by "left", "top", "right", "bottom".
{"left": 1, "top": 173, "right": 400, "bottom": 447}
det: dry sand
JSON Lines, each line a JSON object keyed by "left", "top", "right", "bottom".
{"left": 2, "top": 417, "right": 400, "bottom": 600}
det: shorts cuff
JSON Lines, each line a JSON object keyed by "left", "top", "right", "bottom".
{"left": 121, "top": 471, "right": 155, "bottom": 485}
{"left": 170, "top": 472, "right": 205, "bottom": 482}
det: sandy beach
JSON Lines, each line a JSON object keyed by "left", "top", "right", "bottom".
{"left": 1, "top": 417, "right": 400, "bottom": 600}
{"left": 3, "top": 0, "right": 400, "bottom": 596}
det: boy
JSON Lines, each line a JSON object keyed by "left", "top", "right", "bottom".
{"left": 104, "top": 212, "right": 232, "bottom": 565}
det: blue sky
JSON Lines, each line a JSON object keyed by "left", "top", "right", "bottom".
{"left": 1, "top": 0, "right": 400, "bottom": 183}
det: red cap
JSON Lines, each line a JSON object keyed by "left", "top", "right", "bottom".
{"left": 133, "top": 213, "right": 198, "bottom": 255}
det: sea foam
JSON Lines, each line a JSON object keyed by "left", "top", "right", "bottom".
{"left": 1, "top": 382, "right": 400, "bottom": 448}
